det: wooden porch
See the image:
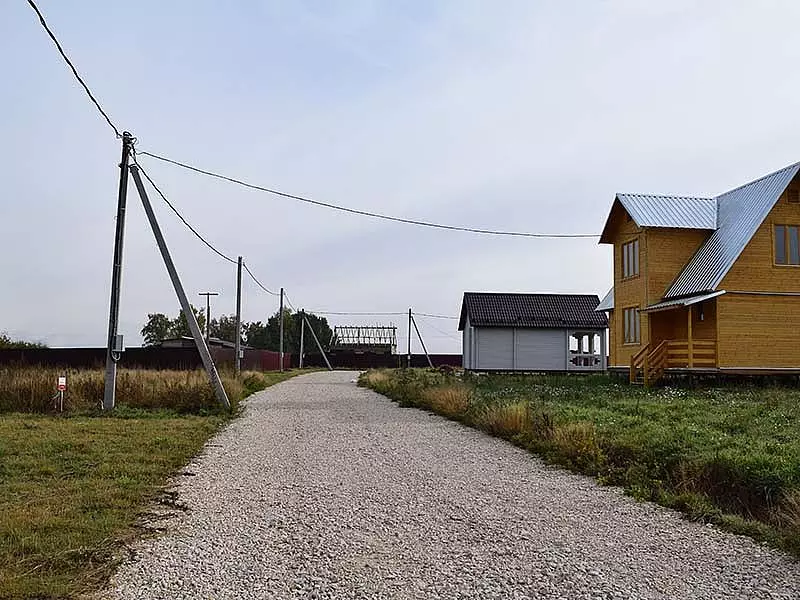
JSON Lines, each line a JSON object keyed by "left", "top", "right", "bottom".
{"left": 629, "top": 339, "right": 717, "bottom": 385}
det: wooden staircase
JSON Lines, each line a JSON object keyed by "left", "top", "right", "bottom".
{"left": 629, "top": 339, "right": 714, "bottom": 386}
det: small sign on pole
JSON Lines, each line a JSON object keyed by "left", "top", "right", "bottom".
{"left": 57, "top": 375, "right": 66, "bottom": 412}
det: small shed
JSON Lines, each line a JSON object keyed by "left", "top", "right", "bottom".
{"left": 458, "top": 293, "right": 608, "bottom": 372}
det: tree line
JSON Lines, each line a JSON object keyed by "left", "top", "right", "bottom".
{"left": 140, "top": 307, "right": 332, "bottom": 355}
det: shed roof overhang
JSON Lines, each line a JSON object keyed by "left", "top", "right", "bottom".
{"left": 641, "top": 290, "right": 726, "bottom": 313}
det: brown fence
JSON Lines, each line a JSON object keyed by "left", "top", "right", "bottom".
{"left": 300, "top": 351, "right": 462, "bottom": 370}
{"left": 0, "top": 347, "right": 291, "bottom": 371}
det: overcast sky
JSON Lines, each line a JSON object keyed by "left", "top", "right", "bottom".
{"left": 3, "top": 1, "right": 800, "bottom": 353}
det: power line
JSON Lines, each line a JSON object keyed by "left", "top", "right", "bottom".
{"left": 415, "top": 315, "right": 461, "bottom": 341}
{"left": 242, "top": 262, "right": 279, "bottom": 296}
{"left": 307, "top": 311, "right": 406, "bottom": 317}
{"left": 26, "top": 0, "right": 121, "bottom": 138}
{"left": 134, "top": 161, "right": 237, "bottom": 265}
{"left": 138, "top": 151, "right": 600, "bottom": 238}
{"left": 414, "top": 312, "right": 459, "bottom": 320}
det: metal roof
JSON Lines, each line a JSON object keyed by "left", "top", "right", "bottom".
{"left": 459, "top": 293, "right": 607, "bottom": 331}
{"left": 642, "top": 290, "right": 726, "bottom": 313}
{"left": 595, "top": 287, "right": 614, "bottom": 312}
{"left": 616, "top": 194, "right": 717, "bottom": 229}
{"left": 665, "top": 162, "right": 800, "bottom": 298}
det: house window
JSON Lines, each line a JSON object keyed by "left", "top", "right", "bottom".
{"left": 623, "top": 307, "right": 640, "bottom": 344}
{"left": 622, "top": 239, "right": 639, "bottom": 278}
{"left": 788, "top": 189, "right": 799, "bottom": 204}
{"left": 775, "top": 225, "right": 800, "bottom": 265}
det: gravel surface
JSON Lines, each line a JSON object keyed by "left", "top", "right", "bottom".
{"left": 105, "top": 371, "right": 800, "bottom": 599}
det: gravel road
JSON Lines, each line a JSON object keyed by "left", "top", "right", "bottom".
{"left": 105, "top": 371, "right": 800, "bottom": 599}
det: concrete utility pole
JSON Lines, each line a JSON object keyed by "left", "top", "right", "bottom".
{"left": 234, "top": 256, "right": 242, "bottom": 377}
{"left": 199, "top": 292, "right": 219, "bottom": 341}
{"left": 304, "top": 314, "right": 332, "bottom": 371}
{"left": 103, "top": 131, "right": 134, "bottom": 411}
{"left": 130, "top": 165, "right": 230, "bottom": 410}
{"left": 299, "top": 310, "right": 305, "bottom": 369}
{"left": 407, "top": 308, "right": 412, "bottom": 368}
{"left": 279, "top": 287, "right": 285, "bottom": 372}
{"left": 411, "top": 314, "right": 434, "bottom": 368}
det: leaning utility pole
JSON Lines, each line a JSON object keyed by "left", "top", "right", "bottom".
{"left": 102, "top": 131, "right": 134, "bottom": 411}
{"left": 198, "top": 291, "right": 218, "bottom": 341}
{"left": 234, "top": 257, "right": 243, "bottom": 377}
{"left": 129, "top": 165, "right": 230, "bottom": 410}
{"left": 407, "top": 308, "right": 412, "bottom": 368}
{"left": 411, "top": 314, "right": 434, "bottom": 368}
{"left": 279, "top": 287, "right": 285, "bottom": 372}
{"left": 304, "top": 313, "right": 332, "bottom": 371}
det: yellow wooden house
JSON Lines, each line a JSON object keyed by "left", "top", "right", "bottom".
{"left": 597, "top": 161, "right": 800, "bottom": 384}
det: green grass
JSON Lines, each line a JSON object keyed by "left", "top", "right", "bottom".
{"left": 360, "top": 369, "right": 800, "bottom": 557}
{"left": 0, "top": 369, "right": 300, "bottom": 599}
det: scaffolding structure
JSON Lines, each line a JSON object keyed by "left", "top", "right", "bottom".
{"left": 330, "top": 325, "right": 397, "bottom": 355}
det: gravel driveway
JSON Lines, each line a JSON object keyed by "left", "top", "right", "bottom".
{"left": 104, "top": 371, "right": 799, "bottom": 599}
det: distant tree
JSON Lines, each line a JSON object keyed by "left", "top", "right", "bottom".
{"left": 209, "top": 314, "right": 241, "bottom": 343}
{"left": 141, "top": 313, "right": 172, "bottom": 346}
{"left": 140, "top": 306, "right": 206, "bottom": 344}
{"left": 170, "top": 306, "right": 206, "bottom": 338}
{"left": 246, "top": 309, "right": 331, "bottom": 354}
{"left": 0, "top": 333, "right": 46, "bottom": 349}
{"left": 243, "top": 321, "right": 269, "bottom": 349}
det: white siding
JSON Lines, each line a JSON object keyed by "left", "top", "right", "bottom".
{"left": 476, "top": 328, "right": 514, "bottom": 370}
{"left": 462, "top": 317, "right": 472, "bottom": 369}
{"left": 514, "top": 329, "right": 565, "bottom": 370}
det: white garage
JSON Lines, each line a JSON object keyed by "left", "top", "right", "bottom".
{"left": 459, "top": 292, "right": 608, "bottom": 372}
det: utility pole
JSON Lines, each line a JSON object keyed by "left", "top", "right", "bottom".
{"left": 234, "top": 256, "right": 242, "bottom": 377}
{"left": 198, "top": 292, "right": 219, "bottom": 341}
{"left": 129, "top": 165, "right": 230, "bottom": 409}
{"left": 411, "top": 314, "right": 434, "bottom": 368}
{"left": 299, "top": 310, "right": 305, "bottom": 369}
{"left": 279, "top": 287, "right": 285, "bottom": 372}
{"left": 103, "top": 131, "right": 134, "bottom": 411}
{"left": 407, "top": 308, "right": 412, "bottom": 368}
{"left": 304, "top": 313, "right": 332, "bottom": 371}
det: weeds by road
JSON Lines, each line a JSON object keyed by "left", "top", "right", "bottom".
{"left": 0, "top": 369, "right": 298, "bottom": 599}
{"left": 361, "top": 369, "right": 800, "bottom": 557}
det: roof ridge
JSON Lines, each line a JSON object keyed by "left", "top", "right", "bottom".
{"left": 714, "top": 160, "right": 800, "bottom": 199}
{"left": 616, "top": 193, "right": 713, "bottom": 201}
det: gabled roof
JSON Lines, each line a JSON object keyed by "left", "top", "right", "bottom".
{"left": 595, "top": 287, "right": 614, "bottom": 312}
{"left": 459, "top": 292, "right": 607, "bottom": 331}
{"left": 600, "top": 194, "right": 716, "bottom": 242}
{"left": 666, "top": 161, "right": 800, "bottom": 298}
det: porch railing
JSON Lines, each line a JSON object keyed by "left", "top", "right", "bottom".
{"left": 629, "top": 339, "right": 717, "bottom": 385}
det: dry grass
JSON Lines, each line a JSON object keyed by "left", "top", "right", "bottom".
{"left": 0, "top": 368, "right": 287, "bottom": 414}
{"left": 359, "top": 369, "right": 392, "bottom": 389}
{"left": 777, "top": 489, "right": 800, "bottom": 535}
{"left": 475, "top": 402, "right": 534, "bottom": 438}
{"left": 552, "top": 421, "right": 604, "bottom": 472}
{"left": 420, "top": 385, "right": 471, "bottom": 418}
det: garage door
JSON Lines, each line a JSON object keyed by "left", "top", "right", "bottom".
{"left": 515, "top": 329, "right": 564, "bottom": 370}
{"left": 476, "top": 328, "right": 513, "bottom": 370}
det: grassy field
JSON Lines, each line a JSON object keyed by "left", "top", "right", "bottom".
{"left": 361, "top": 369, "right": 800, "bottom": 557}
{"left": 0, "top": 369, "right": 297, "bottom": 600}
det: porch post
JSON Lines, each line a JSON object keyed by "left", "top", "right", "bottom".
{"left": 687, "top": 306, "right": 693, "bottom": 368}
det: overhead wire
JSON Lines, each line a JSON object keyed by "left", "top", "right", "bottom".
{"left": 414, "top": 312, "right": 459, "bottom": 320}
{"left": 242, "top": 262, "right": 280, "bottom": 297}
{"left": 414, "top": 314, "right": 461, "bottom": 341}
{"left": 26, "top": 0, "right": 122, "bottom": 138}
{"left": 137, "top": 151, "right": 600, "bottom": 239}
{"left": 133, "top": 159, "right": 238, "bottom": 265}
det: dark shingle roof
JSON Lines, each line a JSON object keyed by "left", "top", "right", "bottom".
{"left": 458, "top": 293, "right": 607, "bottom": 331}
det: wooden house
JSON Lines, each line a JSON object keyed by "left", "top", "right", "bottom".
{"left": 459, "top": 292, "right": 608, "bottom": 371}
{"left": 597, "top": 161, "right": 800, "bottom": 384}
